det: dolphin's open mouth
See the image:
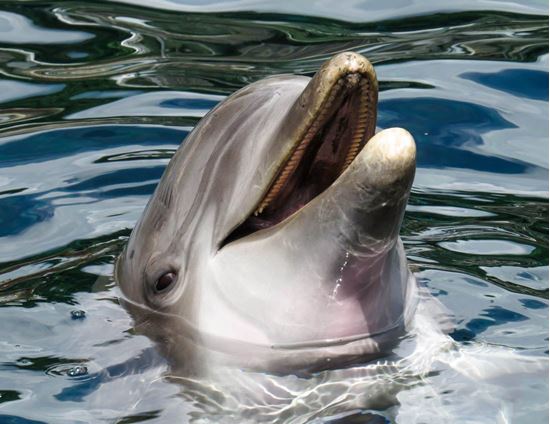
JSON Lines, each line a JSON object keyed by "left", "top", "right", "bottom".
{"left": 224, "top": 70, "right": 377, "bottom": 245}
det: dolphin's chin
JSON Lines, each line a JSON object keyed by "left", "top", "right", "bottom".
{"left": 223, "top": 72, "right": 375, "bottom": 246}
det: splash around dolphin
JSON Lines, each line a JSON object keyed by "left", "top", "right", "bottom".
{"left": 116, "top": 52, "right": 418, "bottom": 374}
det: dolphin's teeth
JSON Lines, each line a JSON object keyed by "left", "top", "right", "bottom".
{"left": 254, "top": 71, "right": 376, "bottom": 217}
{"left": 339, "top": 78, "right": 373, "bottom": 171}
{"left": 254, "top": 109, "right": 325, "bottom": 215}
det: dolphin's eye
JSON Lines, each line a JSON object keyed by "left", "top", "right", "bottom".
{"left": 155, "top": 272, "right": 176, "bottom": 293}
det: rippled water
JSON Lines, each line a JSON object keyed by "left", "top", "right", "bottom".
{"left": 0, "top": 1, "right": 547, "bottom": 423}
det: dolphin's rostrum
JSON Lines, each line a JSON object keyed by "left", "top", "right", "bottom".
{"left": 116, "top": 51, "right": 418, "bottom": 374}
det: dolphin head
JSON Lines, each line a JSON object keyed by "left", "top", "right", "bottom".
{"left": 116, "top": 52, "right": 417, "bottom": 373}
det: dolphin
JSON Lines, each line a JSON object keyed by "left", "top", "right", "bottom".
{"left": 116, "top": 51, "right": 418, "bottom": 375}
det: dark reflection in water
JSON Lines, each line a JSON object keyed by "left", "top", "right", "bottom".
{"left": 0, "top": 415, "right": 46, "bottom": 424}
{"left": 379, "top": 97, "right": 526, "bottom": 173}
{"left": 0, "top": 125, "right": 187, "bottom": 167}
{"left": 0, "top": 195, "right": 53, "bottom": 237}
{"left": 0, "top": 0, "right": 547, "bottom": 422}
{"left": 462, "top": 69, "right": 549, "bottom": 101}
{"left": 54, "top": 347, "right": 164, "bottom": 402}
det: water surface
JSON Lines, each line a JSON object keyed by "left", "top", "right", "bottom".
{"left": 0, "top": 0, "right": 547, "bottom": 422}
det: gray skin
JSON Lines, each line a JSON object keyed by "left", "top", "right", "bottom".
{"left": 116, "top": 52, "right": 418, "bottom": 375}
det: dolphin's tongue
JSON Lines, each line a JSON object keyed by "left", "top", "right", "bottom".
{"left": 225, "top": 73, "right": 373, "bottom": 243}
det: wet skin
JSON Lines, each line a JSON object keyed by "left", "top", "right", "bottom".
{"left": 116, "top": 52, "right": 418, "bottom": 374}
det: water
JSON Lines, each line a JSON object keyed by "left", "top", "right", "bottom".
{"left": 0, "top": 0, "right": 547, "bottom": 422}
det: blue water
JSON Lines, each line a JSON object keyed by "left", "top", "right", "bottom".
{"left": 0, "top": 0, "right": 547, "bottom": 422}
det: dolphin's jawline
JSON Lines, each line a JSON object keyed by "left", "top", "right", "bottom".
{"left": 123, "top": 294, "right": 403, "bottom": 352}
{"left": 222, "top": 70, "right": 377, "bottom": 247}
{"left": 269, "top": 323, "right": 402, "bottom": 350}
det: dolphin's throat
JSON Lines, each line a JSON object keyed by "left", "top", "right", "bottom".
{"left": 225, "top": 72, "right": 375, "bottom": 244}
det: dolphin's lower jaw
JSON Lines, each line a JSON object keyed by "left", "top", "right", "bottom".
{"left": 211, "top": 222, "right": 416, "bottom": 360}
{"left": 207, "top": 125, "right": 417, "bottom": 360}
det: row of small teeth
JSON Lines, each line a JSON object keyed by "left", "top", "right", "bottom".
{"left": 254, "top": 75, "right": 369, "bottom": 216}
{"left": 343, "top": 78, "right": 370, "bottom": 170}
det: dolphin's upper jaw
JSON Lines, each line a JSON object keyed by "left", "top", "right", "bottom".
{"left": 255, "top": 72, "right": 374, "bottom": 215}
{"left": 223, "top": 53, "right": 378, "bottom": 245}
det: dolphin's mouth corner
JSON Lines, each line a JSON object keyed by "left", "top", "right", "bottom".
{"left": 222, "top": 60, "right": 378, "bottom": 247}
